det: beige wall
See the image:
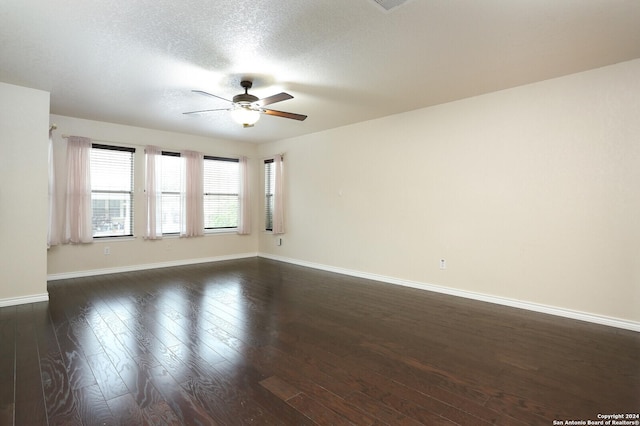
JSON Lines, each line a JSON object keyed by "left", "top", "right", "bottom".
{"left": 4, "top": 60, "right": 638, "bottom": 325}
{"left": 0, "top": 82, "right": 50, "bottom": 303}
{"left": 258, "top": 59, "right": 640, "bottom": 324}
{"left": 47, "top": 115, "right": 260, "bottom": 276}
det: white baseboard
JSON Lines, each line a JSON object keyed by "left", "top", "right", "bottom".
{"left": 44, "top": 251, "right": 639, "bottom": 332}
{"left": 258, "top": 253, "right": 640, "bottom": 333}
{"left": 47, "top": 252, "right": 258, "bottom": 281}
{"left": 0, "top": 293, "right": 49, "bottom": 308}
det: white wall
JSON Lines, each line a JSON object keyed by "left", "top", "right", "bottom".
{"left": 47, "top": 115, "right": 260, "bottom": 276}
{"left": 258, "top": 59, "right": 640, "bottom": 325}
{"left": 0, "top": 82, "right": 50, "bottom": 304}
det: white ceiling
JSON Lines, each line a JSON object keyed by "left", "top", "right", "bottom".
{"left": 2, "top": 0, "right": 640, "bottom": 143}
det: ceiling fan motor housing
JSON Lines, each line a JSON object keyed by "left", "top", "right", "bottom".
{"left": 233, "top": 93, "right": 259, "bottom": 104}
{"left": 233, "top": 80, "right": 259, "bottom": 105}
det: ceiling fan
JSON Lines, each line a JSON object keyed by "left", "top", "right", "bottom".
{"left": 183, "top": 80, "right": 307, "bottom": 128}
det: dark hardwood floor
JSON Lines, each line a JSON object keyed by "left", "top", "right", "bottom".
{"left": 1, "top": 258, "right": 638, "bottom": 425}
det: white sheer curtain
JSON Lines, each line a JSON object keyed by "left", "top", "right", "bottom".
{"left": 181, "top": 150, "right": 204, "bottom": 237}
{"left": 47, "top": 130, "right": 60, "bottom": 248}
{"left": 64, "top": 136, "right": 93, "bottom": 243}
{"left": 237, "top": 156, "right": 251, "bottom": 235}
{"left": 272, "top": 154, "right": 285, "bottom": 235}
{"left": 143, "top": 145, "right": 163, "bottom": 239}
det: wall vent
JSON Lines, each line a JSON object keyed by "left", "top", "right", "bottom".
{"left": 370, "top": 0, "right": 411, "bottom": 12}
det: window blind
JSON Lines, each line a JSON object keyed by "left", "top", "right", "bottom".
{"left": 264, "top": 159, "right": 275, "bottom": 231}
{"left": 204, "top": 156, "right": 239, "bottom": 229}
{"left": 90, "top": 144, "right": 135, "bottom": 237}
{"left": 160, "top": 152, "right": 182, "bottom": 234}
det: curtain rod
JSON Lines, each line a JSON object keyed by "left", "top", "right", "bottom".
{"left": 60, "top": 134, "right": 248, "bottom": 159}
{"left": 61, "top": 134, "right": 145, "bottom": 148}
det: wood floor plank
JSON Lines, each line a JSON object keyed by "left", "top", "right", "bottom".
{"left": 228, "top": 361, "right": 317, "bottom": 426}
{"left": 180, "top": 357, "right": 284, "bottom": 425}
{"left": 140, "top": 399, "right": 183, "bottom": 425}
{"left": 38, "top": 353, "right": 83, "bottom": 425}
{"left": 181, "top": 376, "right": 256, "bottom": 425}
{"left": 73, "top": 383, "right": 116, "bottom": 426}
{"left": 14, "top": 305, "right": 48, "bottom": 425}
{"left": 345, "top": 391, "right": 425, "bottom": 426}
{"left": 106, "top": 393, "right": 148, "bottom": 425}
{"left": 145, "top": 363, "right": 216, "bottom": 425}
{"left": 68, "top": 314, "right": 105, "bottom": 358}
{"left": 86, "top": 351, "right": 129, "bottom": 401}
{"left": 120, "top": 354, "right": 165, "bottom": 411}
{"left": 259, "top": 375, "right": 301, "bottom": 401}
{"left": 298, "top": 380, "right": 379, "bottom": 426}
{"left": 53, "top": 320, "right": 97, "bottom": 390}
{"left": 0, "top": 318, "right": 15, "bottom": 426}
{"left": 286, "top": 392, "right": 354, "bottom": 425}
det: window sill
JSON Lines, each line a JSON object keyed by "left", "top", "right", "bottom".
{"left": 157, "top": 229, "right": 239, "bottom": 237}
{"left": 93, "top": 236, "right": 137, "bottom": 243}
{"left": 205, "top": 228, "right": 238, "bottom": 236}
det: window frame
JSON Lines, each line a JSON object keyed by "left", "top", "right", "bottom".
{"left": 90, "top": 143, "right": 136, "bottom": 239}
{"left": 159, "top": 151, "right": 182, "bottom": 235}
{"left": 203, "top": 155, "right": 240, "bottom": 232}
{"left": 264, "top": 158, "right": 275, "bottom": 232}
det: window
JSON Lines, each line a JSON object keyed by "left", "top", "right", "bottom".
{"left": 264, "top": 159, "right": 275, "bottom": 231}
{"left": 158, "top": 152, "right": 240, "bottom": 234}
{"left": 159, "top": 152, "right": 182, "bottom": 234}
{"left": 204, "top": 156, "right": 239, "bottom": 230}
{"left": 90, "top": 144, "right": 135, "bottom": 237}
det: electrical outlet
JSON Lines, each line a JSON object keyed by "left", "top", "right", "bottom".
{"left": 104, "top": 246, "right": 110, "bottom": 255}
{"left": 439, "top": 259, "right": 446, "bottom": 270}
{"left": 277, "top": 238, "right": 282, "bottom": 246}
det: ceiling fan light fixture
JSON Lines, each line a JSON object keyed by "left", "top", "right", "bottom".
{"left": 230, "top": 105, "right": 261, "bottom": 127}
{"left": 185, "top": 79, "right": 306, "bottom": 126}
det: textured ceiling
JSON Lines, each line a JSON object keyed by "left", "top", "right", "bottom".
{"left": 2, "top": 0, "right": 640, "bottom": 143}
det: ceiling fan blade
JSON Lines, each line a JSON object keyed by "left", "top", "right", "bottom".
{"left": 255, "top": 92, "right": 293, "bottom": 107}
{"left": 192, "top": 90, "right": 232, "bottom": 103}
{"left": 183, "top": 108, "right": 229, "bottom": 115}
{"left": 263, "top": 108, "right": 307, "bottom": 121}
